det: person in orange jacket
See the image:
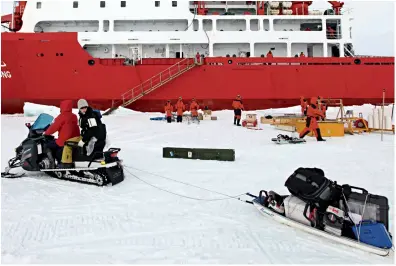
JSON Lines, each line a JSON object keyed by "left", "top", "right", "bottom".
{"left": 300, "top": 97, "right": 308, "bottom": 116}
{"left": 232, "top": 95, "right": 244, "bottom": 126}
{"left": 175, "top": 97, "right": 185, "bottom": 123}
{"left": 299, "top": 97, "right": 326, "bottom": 141}
{"left": 190, "top": 98, "right": 200, "bottom": 123}
{"left": 164, "top": 100, "right": 173, "bottom": 123}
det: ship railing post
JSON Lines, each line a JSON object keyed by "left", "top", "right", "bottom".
{"left": 150, "top": 78, "right": 152, "bottom": 89}
{"left": 178, "top": 62, "right": 181, "bottom": 73}
{"left": 122, "top": 95, "right": 125, "bottom": 105}
{"left": 169, "top": 68, "right": 171, "bottom": 79}
{"left": 160, "top": 72, "right": 162, "bottom": 83}
{"left": 381, "top": 89, "right": 385, "bottom": 141}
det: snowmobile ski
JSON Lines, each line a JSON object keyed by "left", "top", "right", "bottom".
{"left": 1, "top": 171, "right": 25, "bottom": 179}
{"left": 246, "top": 192, "right": 391, "bottom": 257}
{"left": 271, "top": 134, "right": 306, "bottom": 144}
{"left": 1, "top": 157, "right": 25, "bottom": 178}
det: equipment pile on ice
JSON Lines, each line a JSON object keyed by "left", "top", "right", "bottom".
{"left": 247, "top": 167, "right": 393, "bottom": 256}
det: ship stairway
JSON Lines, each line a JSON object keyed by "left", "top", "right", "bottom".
{"left": 103, "top": 58, "right": 198, "bottom": 116}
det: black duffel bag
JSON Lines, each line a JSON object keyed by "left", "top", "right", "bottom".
{"left": 284, "top": 167, "right": 342, "bottom": 210}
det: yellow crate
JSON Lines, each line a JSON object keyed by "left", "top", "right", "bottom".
{"left": 295, "top": 120, "right": 345, "bottom": 137}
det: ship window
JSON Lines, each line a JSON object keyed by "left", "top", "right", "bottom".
{"left": 36, "top": 2, "right": 42, "bottom": 9}
{"left": 121, "top": 1, "right": 126, "bottom": 7}
{"left": 73, "top": 1, "right": 78, "bottom": 8}
{"left": 100, "top": 1, "right": 105, "bottom": 8}
{"left": 172, "top": 1, "right": 177, "bottom": 7}
{"left": 155, "top": 1, "right": 160, "bottom": 7}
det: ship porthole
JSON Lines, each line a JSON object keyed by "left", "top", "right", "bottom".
{"left": 88, "top": 59, "right": 95, "bottom": 66}
{"left": 354, "top": 59, "right": 361, "bottom": 65}
{"left": 228, "top": 59, "right": 232, "bottom": 64}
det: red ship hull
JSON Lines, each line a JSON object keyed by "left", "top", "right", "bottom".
{"left": 1, "top": 32, "right": 394, "bottom": 114}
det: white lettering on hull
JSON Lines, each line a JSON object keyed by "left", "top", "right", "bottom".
{"left": 1, "top": 71, "right": 12, "bottom": 79}
{"left": 1, "top": 61, "right": 12, "bottom": 79}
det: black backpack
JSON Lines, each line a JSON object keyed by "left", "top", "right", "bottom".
{"left": 284, "top": 167, "right": 341, "bottom": 210}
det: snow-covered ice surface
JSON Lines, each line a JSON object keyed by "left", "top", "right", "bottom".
{"left": 1, "top": 103, "right": 394, "bottom": 264}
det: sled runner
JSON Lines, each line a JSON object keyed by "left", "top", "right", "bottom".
{"left": 271, "top": 134, "right": 306, "bottom": 144}
{"left": 2, "top": 113, "right": 125, "bottom": 186}
{"left": 246, "top": 167, "right": 393, "bottom": 257}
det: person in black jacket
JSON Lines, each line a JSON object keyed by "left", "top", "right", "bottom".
{"left": 77, "top": 99, "right": 107, "bottom": 157}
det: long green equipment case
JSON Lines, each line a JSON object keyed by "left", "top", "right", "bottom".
{"left": 163, "top": 147, "right": 235, "bottom": 162}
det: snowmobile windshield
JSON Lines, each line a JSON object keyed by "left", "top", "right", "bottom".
{"left": 31, "top": 113, "right": 54, "bottom": 130}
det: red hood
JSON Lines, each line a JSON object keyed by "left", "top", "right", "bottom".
{"left": 60, "top": 100, "right": 73, "bottom": 113}
{"left": 310, "top": 97, "right": 318, "bottom": 107}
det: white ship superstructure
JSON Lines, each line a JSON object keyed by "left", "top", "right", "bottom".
{"left": 10, "top": 1, "right": 354, "bottom": 59}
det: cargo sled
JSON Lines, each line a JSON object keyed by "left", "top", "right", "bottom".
{"left": 246, "top": 167, "right": 393, "bottom": 256}
{"left": 2, "top": 113, "right": 125, "bottom": 186}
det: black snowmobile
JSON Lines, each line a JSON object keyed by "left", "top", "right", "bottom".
{"left": 1, "top": 113, "right": 124, "bottom": 186}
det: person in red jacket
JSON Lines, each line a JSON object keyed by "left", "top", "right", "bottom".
{"left": 299, "top": 97, "right": 326, "bottom": 141}
{"left": 43, "top": 100, "right": 80, "bottom": 167}
{"left": 175, "top": 97, "right": 186, "bottom": 123}
{"left": 164, "top": 100, "right": 173, "bottom": 123}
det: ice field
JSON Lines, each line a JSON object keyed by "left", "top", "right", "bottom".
{"left": 1, "top": 103, "right": 394, "bottom": 264}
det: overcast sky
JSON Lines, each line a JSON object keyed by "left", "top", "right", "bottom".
{"left": 1, "top": 1, "right": 394, "bottom": 56}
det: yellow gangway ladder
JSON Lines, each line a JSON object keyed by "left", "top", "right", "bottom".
{"left": 103, "top": 58, "right": 197, "bottom": 116}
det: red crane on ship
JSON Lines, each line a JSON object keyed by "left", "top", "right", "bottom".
{"left": 1, "top": 1, "right": 26, "bottom": 32}
{"left": 327, "top": 1, "right": 345, "bottom": 15}
{"left": 193, "top": 1, "right": 208, "bottom": 15}
{"left": 290, "top": 1, "right": 344, "bottom": 15}
{"left": 256, "top": 1, "right": 343, "bottom": 16}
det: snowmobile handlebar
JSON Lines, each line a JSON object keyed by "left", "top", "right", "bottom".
{"left": 29, "top": 134, "right": 54, "bottom": 142}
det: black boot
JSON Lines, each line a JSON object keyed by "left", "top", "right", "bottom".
{"left": 234, "top": 117, "right": 237, "bottom": 125}
{"left": 237, "top": 119, "right": 241, "bottom": 126}
{"left": 316, "top": 129, "right": 326, "bottom": 141}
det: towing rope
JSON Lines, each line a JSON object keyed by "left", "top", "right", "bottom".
{"left": 123, "top": 165, "right": 249, "bottom": 203}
